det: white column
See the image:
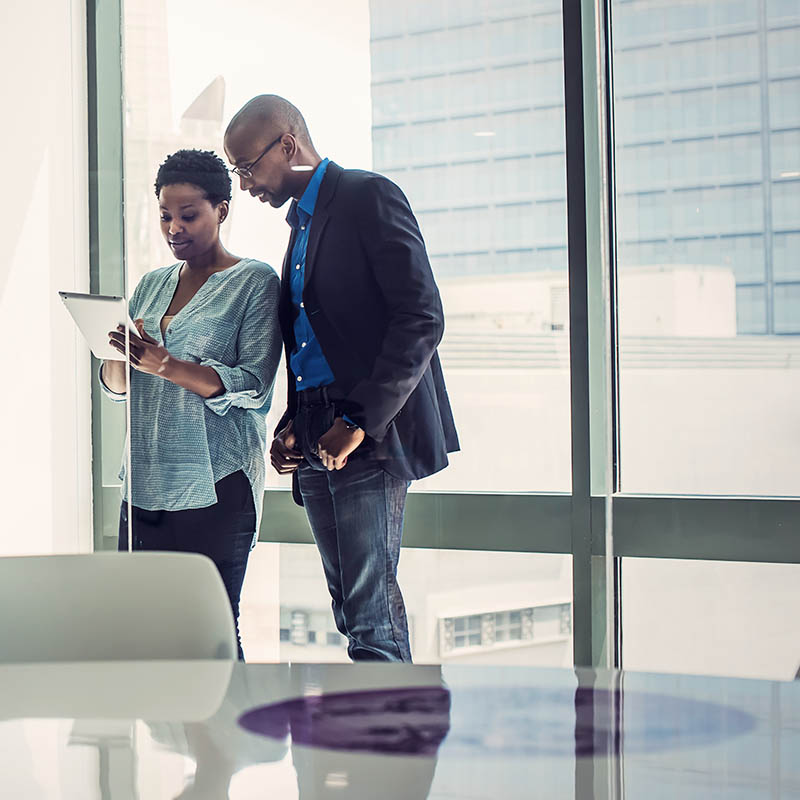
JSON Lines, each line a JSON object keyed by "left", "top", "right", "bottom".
{"left": 0, "top": 0, "right": 92, "bottom": 555}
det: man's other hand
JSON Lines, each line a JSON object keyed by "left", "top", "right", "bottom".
{"left": 270, "top": 420, "right": 304, "bottom": 474}
{"left": 317, "top": 418, "right": 365, "bottom": 471}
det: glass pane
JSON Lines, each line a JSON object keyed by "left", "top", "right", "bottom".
{"left": 371, "top": 0, "right": 570, "bottom": 493}
{"left": 121, "top": 1, "right": 378, "bottom": 505}
{"left": 240, "top": 544, "right": 573, "bottom": 666}
{"left": 612, "top": 0, "right": 800, "bottom": 495}
{"left": 622, "top": 558, "right": 800, "bottom": 681}
{"left": 118, "top": 0, "right": 571, "bottom": 664}
{"left": 120, "top": 0, "right": 571, "bottom": 506}
{"left": 775, "top": 284, "right": 800, "bottom": 333}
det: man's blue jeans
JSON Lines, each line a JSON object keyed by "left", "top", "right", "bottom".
{"left": 297, "top": 457, "right": 412, "bottom": 662}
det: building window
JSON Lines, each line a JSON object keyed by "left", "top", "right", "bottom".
{"left": 550, "top": 286, "right": 568, "bottom": 331}
{"left": 736, "top": 284, "right": 768, "bottom": 334}
{"left": 279, "top": 606, "right": 350, "bottom": 650}
{"left": 769, "top": 78, "right": 800, "bottom": 128}
{"left": 494, "top": 610, "right": 523, "bottom": 642}
{"left": 441, "top": 603, "right": 571, "bottom": 655}
{"left": 774, "top": 283, "right": 800, "bottom": 334}
{"left": 290, "top": 610, "right": 309, "bottom": 646}
{"left": 453, "top": 614, "right": 483, "bottom": 648}
{"left": 774, "top": 232, "right": 800, "bottom": 282}
{"left": 559, "top": 603, "right": 572, "bottom": 636}
{"left": 533, "top": 602, "right": 571, "bottom": 639}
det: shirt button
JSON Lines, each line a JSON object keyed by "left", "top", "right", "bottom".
{"left": 297, "top": 376, "right": 303, "bottom": 382}
{"left": 300, "top": 302, "right": 304, "bottom": 308}
{"left": 301, "top": 342, "right": 307, "bottom": 348}
{"left": 295, "top": 264, "right": 301, "bottom": 270}
{"left": 301, "top": 225, "right": 306, "bottom": 231}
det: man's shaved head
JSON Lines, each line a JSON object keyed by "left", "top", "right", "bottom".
{"left": 224, "top": 95, "right": 322, "bottom": 209}
{"left": 226, "top": 94, "right": 313, "bottom": 147}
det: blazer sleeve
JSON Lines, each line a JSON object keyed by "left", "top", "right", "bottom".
{"left": 273, "top": 250, "right": 297, "bottom": 437}
{"left": 345, "top": 175, "right": 444, "bottom": 442}
{"left": 272, "top": 358, "right": 295, "bottom": 436}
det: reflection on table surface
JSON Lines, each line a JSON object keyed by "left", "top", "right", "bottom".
{"left": 0, "top": 660, "right": 797, "bottom": 799}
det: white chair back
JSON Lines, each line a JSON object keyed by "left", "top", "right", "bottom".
{"left": 0, "top": 552, "right": 237, "bottom": 662}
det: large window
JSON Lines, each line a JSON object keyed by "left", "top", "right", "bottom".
{"left": 613, "top": 0, "right": 800, "bottom": 497}
{"left": 611, "top": 0, "right": 800, "bottom": 679}
{"left": 82, "top": 0, "right": 800, "bottom": 676}
{"left": 623, "top": 558, "right": 800, "bottom": 681}
{"left": 372, "top": 0, "right": 571, "bottom": 495}
{"left": 112, "top": 0, "right": 574, "bottom": 666}
{"left": 121, "top": 0, "right": 574, "bottom": 498}
{"left": 240, "top": 545, "right": 573, "bottom": 666}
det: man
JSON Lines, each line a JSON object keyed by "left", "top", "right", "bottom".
{"left": 224, "top": 95, "right": 458, "bottom": 662}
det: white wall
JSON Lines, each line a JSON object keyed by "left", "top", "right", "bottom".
{"left": 0, "top": 0, "right": 92, "bottom": 554}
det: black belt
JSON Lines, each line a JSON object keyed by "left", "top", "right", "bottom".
{"left": 296, "top": 385, "right": 345, "bottom": 406}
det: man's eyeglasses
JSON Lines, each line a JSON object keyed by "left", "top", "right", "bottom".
{"left": 231, "top": 134, "right": 284, "bottom": 179}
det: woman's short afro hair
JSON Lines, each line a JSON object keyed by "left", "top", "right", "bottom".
{"left": 154, "top": 149, "right": 232, "bottom": 205}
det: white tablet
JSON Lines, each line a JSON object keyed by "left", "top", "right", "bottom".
{"left": 58, "top": 291, "right": 139, "bottom": 361}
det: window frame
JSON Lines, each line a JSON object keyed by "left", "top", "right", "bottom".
{"left": 88, "top": 0, "right": 800, "bottom": 672}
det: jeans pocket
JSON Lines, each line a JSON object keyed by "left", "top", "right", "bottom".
{"left": 310, "top": 404, "right": 336, "bottom": 448}
{"left": 295, "top": 404, "right": 336, "bottom": 470}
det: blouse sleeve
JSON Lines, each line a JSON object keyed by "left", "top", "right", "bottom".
{"left": 97, "top": 276, "right": 147, "bottom": 402}
{"left": 202, "top": 271, "right": 282, "bottom": 416}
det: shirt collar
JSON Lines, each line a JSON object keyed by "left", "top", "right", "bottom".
{"left": 287, "top": 158, "right": 330, "bottom": 229}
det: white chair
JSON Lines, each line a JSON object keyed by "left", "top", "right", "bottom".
{"left": 0, "top": 660, "right": 234, "bottom": 720}
{"left": 0, "top": 552, "right": 237, "bottom": 662}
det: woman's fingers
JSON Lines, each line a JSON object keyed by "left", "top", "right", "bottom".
{"left": 108, "top": 334, "right": 144, "bottom": 361}
{"left": 133, "top": 319, "right": 158, "bottom": 344}
{"left": 109, "top": 330, "right": 143, "bottom": 350}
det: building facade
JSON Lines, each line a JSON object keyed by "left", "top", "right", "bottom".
{"left": 368, "top": 0, "right": 800, "bottom": 335}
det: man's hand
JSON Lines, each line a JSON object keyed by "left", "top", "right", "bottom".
{"left": 317, "top": 418, "right": 365, "bottom": 471}
{"left": 270, "top": 420, "right": 304, "bottom": 474}
{"left": 108, "top": 320, "right": 171, "bottom": 376}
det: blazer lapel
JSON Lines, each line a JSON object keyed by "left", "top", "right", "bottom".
{"left": 279, "top": 225, "right": 298, "bottom": 342}
{"left": 281, "top": 221, "right": 297, "bottom": 284}
{"left": 303, "top": 212, "right": 328, "bottom": 290}
{"left": 303, "top": 162, "right": 342, "bottom": 290}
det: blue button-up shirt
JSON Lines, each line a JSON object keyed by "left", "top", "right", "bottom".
{"left": 286, "top": 158, "right": 335, "bottom": 391}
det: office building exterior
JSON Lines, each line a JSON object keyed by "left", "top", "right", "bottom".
{"left": 368, "top": 0, "right": 800, "bottom": 335}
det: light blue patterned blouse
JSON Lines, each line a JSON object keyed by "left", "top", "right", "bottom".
{"left": 100, "top": 258, "right": 281, "bottom": 537}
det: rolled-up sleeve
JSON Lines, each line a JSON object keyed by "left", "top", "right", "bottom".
{"left": 203, "top": 272, "right": 282, "bottom": 416}
{"left": 98, "top": 280, "right": 144, "bottom": 403}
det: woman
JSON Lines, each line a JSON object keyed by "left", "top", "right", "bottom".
{"left": 101, "top": 149, "right": 281, "bottom": 659}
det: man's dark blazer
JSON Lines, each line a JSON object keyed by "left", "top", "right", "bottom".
{"left": 275, "top": 161, "right": 459, "bottom": 502}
